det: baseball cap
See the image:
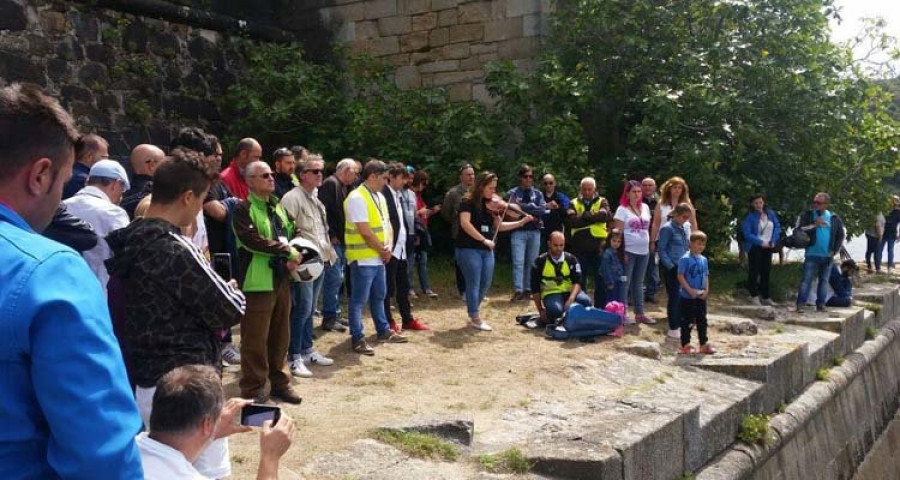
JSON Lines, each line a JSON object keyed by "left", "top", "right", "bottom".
{"left": 89, "top": 159, "right": 131, "bottom": 191}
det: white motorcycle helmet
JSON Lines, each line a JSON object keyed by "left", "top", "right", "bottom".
{"left": 288, "top": 237, "right": 325, "bottom": 283}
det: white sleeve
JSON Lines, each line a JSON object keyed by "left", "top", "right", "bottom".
{"left": 347, "top": 193, "right": 370, "bottom": 224}
{"left": 613, "top": 206, "right": 628, "bottom": 222}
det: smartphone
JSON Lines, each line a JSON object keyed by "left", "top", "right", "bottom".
{"left": 240, "top": 403, "right": 282, "bottom": 427}
{"left": 212, "top": 253, "right": 232, "bottom": 281}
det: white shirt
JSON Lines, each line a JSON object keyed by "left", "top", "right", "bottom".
{"left": 614, "top": 203, "right": 652, "bottom": 255}
{"left": 63, "top": 186, "right": 130, "bottom": 292}
{"left": 191, "top": 210, "right": 208, "bottom": 255}
{"left": 758, "top": 214, "right": 775, "bottom": 244}
{"left": 346, "top": 187, "right": 390, "bottom": 266}
{"left": 136, "top": 432, "right": 208, "bottom": 480}
{"left": 389, "top": 186, "right": 407, "bottom": 260}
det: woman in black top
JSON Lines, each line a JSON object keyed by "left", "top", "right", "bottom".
{"left": 882, "top": 196, "right": 900, "bottom": 272}
{"left": 456, "top": 172, "right": 533, "bottom": 331}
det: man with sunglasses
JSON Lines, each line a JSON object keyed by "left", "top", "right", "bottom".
{"left": 272, "top": 148, "right": 297, "bottom": 200}
{"left": 795, "top": 193, "right": 845, "bottom": 313}
{"left": 540, "top": 173, "right": 570, "bottom": 248}
{"left": 507, "top": 164, "right": 546, "bottom": 301}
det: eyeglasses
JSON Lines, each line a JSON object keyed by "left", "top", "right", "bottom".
{"left": 303, "top": 169, "right": 323, "bottom": 175}
{"left": 521, "top": 174, "right": 533, "bottom": 179}
{"left": 543, "top": 181, "right": 554, "bottom": 186}
{"left": 251, "top": 172, "right": 274, "bottom": 179}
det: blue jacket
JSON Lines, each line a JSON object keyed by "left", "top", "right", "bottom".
{"left": 0, "top": 203, "right": 143, "bottom": 479}
{"left": 829, "top": 266, "right": 852, "bottom": 300}
{"left": 741, "top": 209, "right": 781, "bottom": 253}
{"left": 600, "top": 247, "right": 625, "bottom": 289}
{"left": 507, "top": 186, "right": 547, "bottom": 231}
{"left": 658, "top": 220, "right": 691, "bottom": 270}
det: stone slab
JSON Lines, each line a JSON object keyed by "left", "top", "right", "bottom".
{"left": 783, "top": 306, "right": 868, "bottom": 355}
{"left": 522, "top": 440, "right": 622, "bottom": 480}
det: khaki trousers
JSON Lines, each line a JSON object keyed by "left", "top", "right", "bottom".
{"left": 239, "top": 278, "right": 292, "bottom": 395}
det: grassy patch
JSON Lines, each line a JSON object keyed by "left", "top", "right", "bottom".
{"left": 478, "top": 448, "right": 532, "bottom": 474}
{"left": 709, "top": 262, "right": 803, "bottom": 303}
{"left": 772, "top": 325, "right": 785, "bottom": 334}
{"left": 738, "top": 414, "right": 772, "bottom": 445}
{"left": 816, "top": 367, "right": 831, "bottom": 381}
{"left": 833, "top": 355, "right": 845, "bottom": 367}
{"left": 777, "top": 402, "right": 787, "bottom": 414}
{"left": 371, "top": 429, "right": 460, "bottom": 461}
{"left": 677, "top": 473, "right": 696, "bottom": 480}
{"left": 866, "top": 326, "right": 879, "bottom": 340}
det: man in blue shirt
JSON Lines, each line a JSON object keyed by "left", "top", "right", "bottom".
{"left": 507, "top": 164, "right": 547, "bottom": 301}
{"left": 795, "top": 193, "right": 845, "bottom": 313}
{"left": 0, "top": 83, "right": 143, "bottom": 479}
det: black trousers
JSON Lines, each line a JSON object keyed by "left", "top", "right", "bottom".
{"left": 385, "top": 257, "right": 413, "bottom": 324}
{"left": 747, "top": 246, "right": 773, "bottom": 299}
{"left": 680, "top": 298, "right": 708, "bottom": 347}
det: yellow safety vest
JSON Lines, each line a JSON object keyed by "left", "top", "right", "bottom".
{"left": 571, "top": 197, "right": 608, "bottom": 239}
{"left": 541, "top": 257, "right": 573, "bottom": 297}
{"left": 344, "top": 185, "right": 389, "bottom": 262}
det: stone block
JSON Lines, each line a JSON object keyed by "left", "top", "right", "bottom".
{"left": 785, "top": 307, "right": 868, "bottom": 356}
{"left": 365, "top": 0, "right": 398, "bottom": 19}
{"left": 47, "top": 59, "right": 70, "bottom": 81}
{"left": 410, "top": 49, "right": 439, "bottom": 65}
{"left": 97, "top": 93, "right": 121, "bottom": 113}
{"left": 483, "top": 17, "right": 523, "bottom": 42}
{"left": 470, "top": 42, "right": 498, "bottom": 55}
{"left": 431, "top": 70, "right": 481, "bottom": 86}
{"left": 356, "top": 20, "right": 379, "bottom": 40}
{"left": 61, "top": 85, "right": 93, "bottom": 104}
{"left": 381, "top": 415, "right": 474, "bottom": 445}
{"left": 437, "top": 8, "right": 458, "bottom": 26}
{"left": 26, "top": 35, "right": 53, "bottom": 56}
{"left": 398, "top": 0, "right": 431, "bottom": 15}
{"left": 78, "top": 62, "right": 109, "bottom": 88}
{"left": 498, "top": 37, "right": 538, "bottom": 59}
{"left": 332, "top": 2, "right": 366, "bottom": 22}
{"left": 400, "top": 31, "right": 429, "bottom": 52}
{"left": 369, "top": 36, "right": 400, "bottom": 56}
{"left": 460, "top": 55, "right": 485, "bottom": 70}
{"left": 431, "top": 0, "right": 460, "bottom": 10}
{"left": 428, "top": 27, "right": 449, "bottom": 47}
{"left": 411, "top": 12, "right": 437, "bottom": 31}
{"left": 730, "top": 305, "right": 777, "bottom": 320}
{"left": 337, "top": 22, "right": 355, "bottom": 42}
{"left": 123, "top": 20, "right": 150, "bottom": 53}
{"left": 583, "top": 410, "right": 687, "bottom": 480}
{"left": 70, "top": 11, "right": 99, "bottom": 41}
{"left": 472, "top": 83, "right": 495, "bottom": 105}
{"left": 458, "top": 1, "right": 491, "bottom": 24}
{"left": 40, "top": 10, "right": 67, "bottom": 34}
{"left": 86, "top": 43, "right": 113, "bottom": 62}
{"left": 443, "top": 43, "right": 469, "bottom": 59}
{"left": 449, "top": 23, "right": 483, "bottom": 43}
{"left": 715, "top": 317, "right": 758, "bottom": 335}
{"left": 419, "top": 59, "right": 459, "bottom": 73}
{"left": 378, "top": 15, "right": 411, "bottom": 36}
{"left": 394, "top": 65, "right": 421, "bottom": 89}
{"left": 0, "top": 34, "right": 27, "bottom": 52}
{"left": 522, "top": 440, "right": 623, "bottom": 480}
{"left": 523, "top": 13, "right": 541, "bottom": 37}
{"left": 56, "top": 37, "right": 84, "bottom": 61}
{"left": 507, "top": 0, "right": 541, "bottom": 17}
{"left": 386, "top": 52, "right": 410, "bottom": 66}
{"left": 447, "top": 82, "right": 472, "bottom": 101}
{"left": 0, "top": 0, "right": 27, "bottom": 31}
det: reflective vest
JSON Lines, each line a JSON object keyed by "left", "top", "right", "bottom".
{"left": 541, "top": 256, "right": 574, "bottom": 297}
{"left": 344, "top": 185, "right": 388, "bottom": 262}
{"left": 571, "top": 197, "right": 608, "bottom": 239}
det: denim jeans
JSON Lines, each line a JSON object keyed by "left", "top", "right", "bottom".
{"left": 455, "top": 248, "right": 494, "bottom": 318}
{"left": 542, "top": 291, "right": 593, "bottom": 320}
{"left": 289, "top": 275, "right": 324, "bottom": 357}
{"left": 663, "top": 265, "right": 681, "bottom": 330}
{"left": 865, "top": 235, "right": 882, "bottom": 271}
{"left": 644, "top": 251, "right": 660, "bottom": 299}
{"left": 624, "top": 252, "right": 649, "bottom": 315}
{"left": 511, "top": 229, "right": 541, "bottom": 293}
{"left": 347, "top": 262, "right": 390, "bottom": 342}
{"left": 321, "top": 244, "right": 346, "bottom": 320}
{"left": 797, "top": 256, "right": 832, "bottom": 307}
{"left": 409, "top": 248, "right": 432, "bottom": 293}
{"left": 595, "top": 279, "right": 627, "bottom": 310}
{"left": 880, "top": 237, "right": 896, "bottom": 269}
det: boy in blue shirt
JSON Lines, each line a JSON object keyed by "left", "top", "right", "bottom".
{"left": 677, "top": 231, "right": 716, "bottom": 354}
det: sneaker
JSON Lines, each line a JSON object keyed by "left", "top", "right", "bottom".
{"left": 510, "top": 291, "right": 524, "bottom": 302}
{"left": 624, "top": 317, "right": 637, "bottom": 325}
{"left": 679, "top": 345, "right": 697, "bottom": 354}
{"left": 636, "top": 314, "right": 656, "bottom": 325}
{"left": 241, "top": 390, "right": 269, "bottom": 403}
{"left": 795, "top": 305, "right": 805, "bottom": 314}
{"left": 469, "top": 320, "right": 493, "bottom": 331}
{"left": 424, "top": 290, "right": 439, "bottom": 298}
{"left": 402, "top": 319, "right": 431, "bottom": 331}
{"left": 302, "top": 351, "right": 334, "bottom": 366}
{"left": 667, "top": 329, "right": 680, "bottom": 339}
{"left": 749, "top": 296, "right": 761, "bottom": 306}
{"left": 290, "top": 358, "right": 313, "bottom": 378}
{"left": 271, "top": 385, "right": 303, "bottom": 404}
{"left": 222, "top": 343, "right": 241, "bottom": 365}
{"left": 388, "top": 320, "right": 402, "bottom": 333}
{"left": 322, "top": 318, "right": 348, "bottom": 332}
{"left": 761, "top": 298, "right": 775, "bottom": 306}
{"left": 408, "top": 291, "right": 418, "bottom": 299}
{"left": 352, "top": 339, "right": 375, "bottom": 355}
{"left": 699, "top": 344, "right": 717, "bottom": 355}
{"left": 377, "top": 331, "right": 408, "bottom": 343}
{"left": 816, "top": 305, "right": 827, "bottom": 312}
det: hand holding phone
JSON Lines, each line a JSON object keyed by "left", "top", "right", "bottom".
{"left": 213, "top": 253, "right": 232, "bottom": 281}
{"left": 241, "top": 403, "right": 282, "bottom": 427}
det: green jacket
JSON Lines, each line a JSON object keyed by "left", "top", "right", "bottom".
{"left": 233, "top": 192, "right": 298, "bottom": 292}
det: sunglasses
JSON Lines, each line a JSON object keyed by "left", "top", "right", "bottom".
{"left": 543, "top": 181, "right": 554, "bottom": 185}
{"left": 520, "top": 174, "right": 533, "bottom": 179}
{"left": 303, "top": 169, "right": 323, "bottom": 175}
{"left": 252, "top": 172, "right": 274, "bottom": 179}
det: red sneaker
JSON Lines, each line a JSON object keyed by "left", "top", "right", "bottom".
{"left": 679, "top": 345, "right": 697, "bottom": 354}
{"left": 699, "top": 344, "right": 717, "bottom": 355}
{"left": 388, "top": 320, "right": 402, "bottom": 333}
{"left": 403, "top": 319, "right": 431, "bottom": 331}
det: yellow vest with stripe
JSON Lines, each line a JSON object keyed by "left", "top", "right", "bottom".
{"left": 344, "top": 185, "right": 389, "bottom": 262}
{"left": 571, "top": 197, "right": 608, "bottom": 239}
{"left": 541, "top": 256, "right": 574, "bottom": 297}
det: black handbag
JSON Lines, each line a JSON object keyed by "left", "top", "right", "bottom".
{"left": 784, "top": 228, "right": 812, "bottom": 249}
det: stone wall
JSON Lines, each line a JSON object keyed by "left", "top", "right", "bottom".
{"left": 290, "top": 0, "right": 553, "bottom": 102}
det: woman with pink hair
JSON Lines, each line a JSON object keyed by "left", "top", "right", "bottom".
{"left": 613, "top": 180, "right": 655, "bottom": 324}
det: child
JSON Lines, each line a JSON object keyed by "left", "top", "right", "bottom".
{"left": 598, "top": 230, "right": 628, "bottom": 314}
{"left": 677, "top": 231, "right": 716, "bottom": 354}
{"left": 826, "top": 260, "right": 858, "bottom": 307}
{"left": 658, "top": 203, "right": 693, "bottom": 339}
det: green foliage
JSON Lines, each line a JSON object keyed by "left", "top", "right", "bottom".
{"left": 866, "top": 326, "right": 879, "bottom": 340}
{"left": 678, "top": 473, "right": 696, "bottom": 480}
{"left": 833, "top": 355, "right": 845, "bottom": 367}
{"left": 371, "top": 429, "right": 459, "bottom": 462}
{"left": 738, "top": 414, "right": 772, "bottom": 445}
{"left": 478, "top": 448, "right": 532, "bottom": 474}
{"left": 125, "top": 99, "right": 153, "bottom": 126}
{"left": 816, "top": 367, "right": 831, "bottom": 381}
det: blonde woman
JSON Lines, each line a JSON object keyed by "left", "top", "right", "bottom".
{"left": 650, "top": 176, "right": 698, "bottom": 245}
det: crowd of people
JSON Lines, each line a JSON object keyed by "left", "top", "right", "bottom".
{"left": 0, "top": 83, "right": 867, "bottom": 478}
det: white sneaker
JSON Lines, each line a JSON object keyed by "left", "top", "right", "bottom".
{"left": 222, "top": 343, "right": 241, "bottom": 365}
{"left": 469, "top": 321, "right": 493, "bottom": 331}
{"left": 290, "top": 358, "right": 313, "bottom": 378}
{"left": 302, "top": 351, "right": 334, "bottom": 366}
{"left": 749, "top": 296, "right": 761, "bottom": 306}
{"left": 624, "top": 317, "right": 636, "bottom": 325}
{"left": 667, "top": 329, "right": 680, "bottom": 339}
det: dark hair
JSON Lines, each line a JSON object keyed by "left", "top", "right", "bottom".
{"left": 841, "top": 259, "right": 857, "bottom": 274}
{"left": 272, "top": 147, "right": 293, "bottom": 163}
{"left": 463, "top": 171, "right": 498, "bottom": 211}
{"left": 749, "top": 193, "right": 766, "bottom": 210}
{"left": 517, "top": 164, "right": 533, "bottom": 178}
{"left": 387, "top": 161, "right": 408, "bottom": 178}
{"left": 605, "top": 228, "right": 627, "bottom": 264}
{"left": 673, "top": 202, "right": 693, "bottom": 216}
{"left": 151, "top": 148, "right": 218, "bottom": 204}
{"left": 0, "top": 83, "right": 80, "bottom": 180}
{"left": 361, "top": 158, "right": 388, "bottom": 180}
{"left": 74, "top": 134, "right": 108, "bottom": 164}
{"left": 291, "top": 145, "right": 308, "bottom": 158}
{"left": 411, "top": 170, "right": 429, "bottom": 187}
{"left": 149, "top": 365, "right": 223, "bottom": 435}
{"left": 170, "top": 127, "right": 214, "bottom": 156}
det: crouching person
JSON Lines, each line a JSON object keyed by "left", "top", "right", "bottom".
{"left": 826, "top": 260, "right": 858, "bottom": 308}
{"left": 137, "top": 365, "right": 294, "bottom": 480}
{"left": 531, "top": 231, "right": 592, "bottom": 323}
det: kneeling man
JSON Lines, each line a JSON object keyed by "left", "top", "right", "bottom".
{"left": 531, "top": 231, "right": 593, "bottom": 323}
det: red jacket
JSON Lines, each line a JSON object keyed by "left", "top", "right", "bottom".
{"left": 221, "top": 161, "right": 249, "bottom": 200}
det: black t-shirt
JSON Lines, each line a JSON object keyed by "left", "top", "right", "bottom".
{"left": 886, "top": 209, "right": 900, "bottom": 240}
{"left": 455, "top": 200, "right": 495, "bottom": 250}
{"left": 205, "top": 181, "right": 233, "bottom": 255}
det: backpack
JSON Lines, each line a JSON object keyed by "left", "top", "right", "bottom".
{"left": 545, "top": 303, "right": 624, "bottom": 340}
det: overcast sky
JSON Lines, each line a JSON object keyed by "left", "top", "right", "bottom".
{"left": 830, "top": 0, "right": 900, "bottom": 75}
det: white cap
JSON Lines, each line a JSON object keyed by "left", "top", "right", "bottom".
{"left": 88, "top": 159, "right": 130, "bottom": 191}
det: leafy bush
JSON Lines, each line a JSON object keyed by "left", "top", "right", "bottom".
{"left": 738, "top": 414, "right": 772, "bottom": 445}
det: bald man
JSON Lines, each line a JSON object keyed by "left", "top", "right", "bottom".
{"left": 122, "top": 144, "right": 165, "bottom": 219}
{"left": 531, "top": 231, "right": 593, "bottom": 323}
{"left": 221, "top": 138, "right": 262, "bottom": 200}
